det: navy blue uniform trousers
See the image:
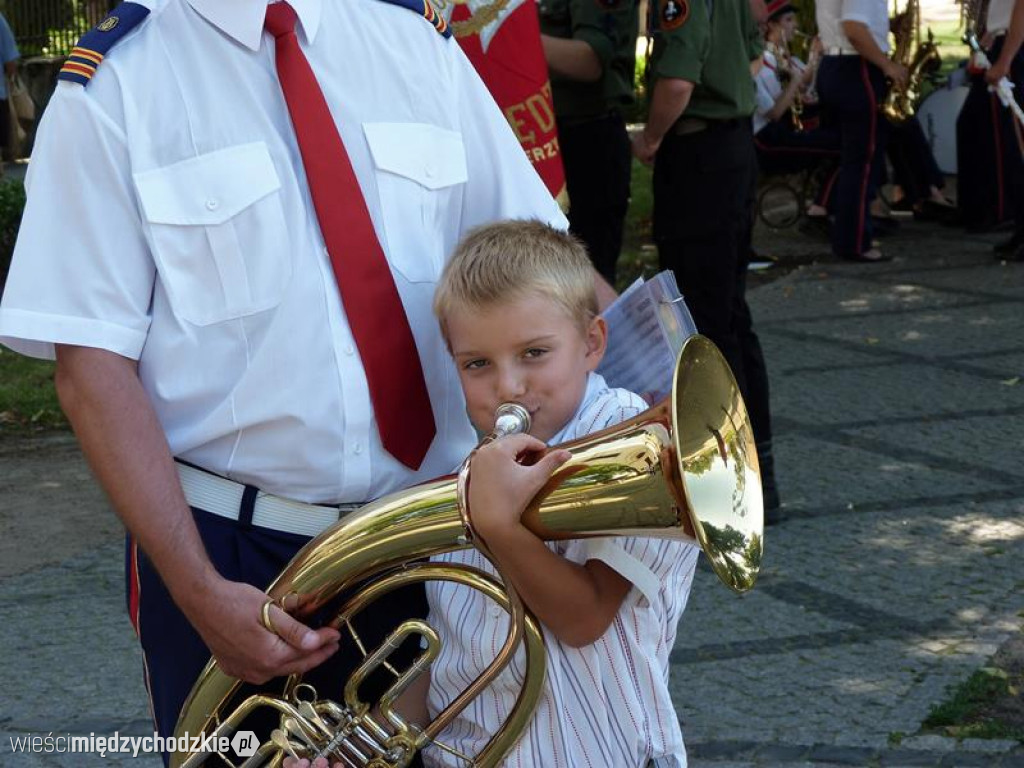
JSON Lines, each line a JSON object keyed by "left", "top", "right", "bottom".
{"left": 956, "top": 35, "right": 1024, "bottom": 231}
{"left": 127, "top": 487, "right": 427, "bottom": 766}
{"left": 816, "top": 54, "right": 890, "bottom": 256}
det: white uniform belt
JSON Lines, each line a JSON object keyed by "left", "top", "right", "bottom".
{"left": 825, "top": 46, "right": 861, "bottom": 56}
{"left": 176, "top": 462, "right": 363, "bottom": 538}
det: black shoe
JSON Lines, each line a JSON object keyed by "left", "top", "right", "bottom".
{"left": 993, "top": 231, "right": 1024, "bottom": 254}
{"left": 1005, "top": 242, "right": 1024, "bottom": 262}
{"left": 757, "top": 442, "right": 782, "bottom": 525}
{"left": 837, "top": 248, "right": 893, "bottom": 263}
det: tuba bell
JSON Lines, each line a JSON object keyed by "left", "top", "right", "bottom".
{"left": 171, "top": 334, "right": 764, "bottom": 768}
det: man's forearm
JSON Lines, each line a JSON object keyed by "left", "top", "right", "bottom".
{"left": 54, "top": 345, "right": 219, "bottom": 613}
{"left": 997, "top": 0, "right": 1024, "bottom": 68}
{"left": 541, "top": 35, "right": 603, "bottom": 82}
{"left": 643, "top": 77, "right": 695, "bottom": 145}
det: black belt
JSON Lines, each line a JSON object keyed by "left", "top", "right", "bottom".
{"left": 671, "top": 116, "right": 745, "bottom": 136}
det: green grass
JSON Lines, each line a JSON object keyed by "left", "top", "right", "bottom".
{"left": 923, "top": 666, "right": 1024, "bottom": 743}
{"left": 0, "top": 347, "right": 66, "bottom": 435}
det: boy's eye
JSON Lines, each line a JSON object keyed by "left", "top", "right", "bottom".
{"left": 523, "top": 348, "right": 547, "bottom": 359}
{"left": 462, "top": 359, "right": 488, "bottom": 371}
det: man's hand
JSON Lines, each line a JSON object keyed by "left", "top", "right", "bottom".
{"left": 631, "top": 128, "right": 661, "bottom": 166}
{"left": 987, "top": 58, "right": 1012, "bottom": 85}
{"left": 188, "top": 578, "right": 341, "bottom": 684}
{"left": 468, "top": 434, "right": 571, "bottom": 543}
{"left": 883, "top": 60, "right": 909, "bottom": 89}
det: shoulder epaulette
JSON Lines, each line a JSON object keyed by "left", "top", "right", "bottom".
{"left": 59, "top": 1, "right": 151, "bottom": 86}
{"left": 376, "top": 0, "right": 451, "bottom": 38}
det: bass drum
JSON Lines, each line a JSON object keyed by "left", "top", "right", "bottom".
{"left": 916, "top": 85, "right": 968, "bottom": 175}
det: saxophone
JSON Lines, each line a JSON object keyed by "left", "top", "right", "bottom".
{"left": 880, "top": 0, "right": 942, "bottom": 124}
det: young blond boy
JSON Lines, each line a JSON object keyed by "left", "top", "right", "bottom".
{"left": 285, "top": 221, "right": 699, "bottom": 768}
{"left": 422, "top": 220, "right": 700, "bottom": 768}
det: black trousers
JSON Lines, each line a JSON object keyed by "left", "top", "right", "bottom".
{"left": 887, "top": 116, "right": 945, "bottom": 205}
{"left": 130, "top": 499, "right": 427, "bottom": 766}
{"left": 652, "top": 118, "right": 773, "bottom": 447}
{"left": 956, "top": 36, "right": 1024, "bottom": 231}
{"left": 816, "top": 55, "right": 890, "bottom": 255}
{"left": 559, "top": 111, "right": 632, "bottom": 283}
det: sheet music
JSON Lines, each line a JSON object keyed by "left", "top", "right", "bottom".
{"left": 598, "top": 271, "right": 697, "bottom": 402}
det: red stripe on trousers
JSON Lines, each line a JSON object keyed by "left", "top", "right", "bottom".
{"left": 857, "top": 59, "right": 878, "bottom": 255}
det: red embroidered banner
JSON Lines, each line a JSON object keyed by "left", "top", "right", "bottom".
{"left": 452, "top": 0, "right": 567, "bottom": 206}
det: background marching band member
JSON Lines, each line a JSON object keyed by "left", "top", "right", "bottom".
{"left": 540, "top": 0, "right": 639, "bottom": 283}
{"left": 633, "top": 0, "right": 782, "bottom": 520}
{"left": 957, "top": 0, "right": 1024, "bottom": 237}
{"left": 815, "top": 0, "right": 907, "bottom": 262}
{"left": 753, "top": 0, "right": 839, "bottom": 228}
{"left": 984, "top": 0, "right": 1024, "bottom": 259}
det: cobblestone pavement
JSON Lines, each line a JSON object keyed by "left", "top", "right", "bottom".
{"left": 1, "top": 218, "right": 1023, "bottom": 767}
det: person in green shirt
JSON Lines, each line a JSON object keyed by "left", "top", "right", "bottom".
{"left": 632, "top": 0, "right": 781, "bottom": 520}
{"left": 540, "top": 0, "right": 639, "bottom": 282}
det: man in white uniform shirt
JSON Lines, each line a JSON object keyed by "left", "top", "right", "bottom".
{"left": 0, "top": 0, "right": 571, "bottom": 758}
{"left": 815, "top": 0, "right": 906, "bottom": 262}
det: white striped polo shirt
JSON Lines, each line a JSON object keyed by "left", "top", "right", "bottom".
{"left": 424, "top": 373, "right": 700, "bottom": 767}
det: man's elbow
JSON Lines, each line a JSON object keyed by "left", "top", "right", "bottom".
{"left": 660, "top": 78, "right": 696, "bottom": 100}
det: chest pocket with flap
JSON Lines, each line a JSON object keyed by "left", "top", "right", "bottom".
{"left": 133, "top": 142, "right": 291, "bottom": 326}
{"left": 364, "top": 122, "right": 468, "bottom": 284}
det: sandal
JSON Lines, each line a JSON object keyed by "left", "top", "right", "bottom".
{"left": 838, "top": 248, "right": 892, "bottom": 263}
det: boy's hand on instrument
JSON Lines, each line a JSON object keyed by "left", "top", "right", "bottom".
{"left": 468, "top": 434, "right": 572, "bottom": 542}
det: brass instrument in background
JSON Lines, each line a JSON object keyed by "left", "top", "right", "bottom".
{"left": 172, "top": 335, "right": 764, "bottom": 768}
{"left": 768, "top": 39, "right": 808, "bottom": 133}
{"left": 961, "top": 0, "right": 991, "bottom": 42}
{"left": 881, "top": 0, "right": 943, "bottom": 124}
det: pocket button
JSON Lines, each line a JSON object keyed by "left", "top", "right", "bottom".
{"left": 205, "top": 199, "right": 220, "bottom": 211}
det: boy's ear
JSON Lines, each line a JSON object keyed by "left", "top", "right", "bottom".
{"left": 584, "top": 315, "right": 608, "bottom": 371}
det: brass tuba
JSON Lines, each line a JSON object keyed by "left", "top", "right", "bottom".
{"left": 172, "top": 335, "right": 763, "bottom": 768}
{"left": 881, "top": 0, "right": 943, "bottom": 124}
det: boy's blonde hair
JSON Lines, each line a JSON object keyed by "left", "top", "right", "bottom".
{"left": 433, "top": 220, "right": 598, "bottom": 337}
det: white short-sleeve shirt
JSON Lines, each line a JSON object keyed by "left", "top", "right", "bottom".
{"left": 753, "top": 50, "right": 808, "bottom": 134}
{"left": 988, "top": 0, "right": 1015, "bottom": 35}
{"left": 424, "top": 372, "right": 701, "bottom": 768}
{"left": 0, "top": 0, "right": 566, "bottom": 504}
{"left": 816, "top": 0, "right": 890, "bottom": 54}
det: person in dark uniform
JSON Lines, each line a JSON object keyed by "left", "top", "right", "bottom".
{"left": 632, "top": 0, "right": 782, "bottom": 519}
{"left": 958, "top": 0, "right": 1024, "bottom": 236}
{"left": 815, "top": 0, "right": 907, "bottom": 262}
{"left": 540, "top": 0, "right": 639, "bottom": 283}
{"left": 977, "top": 0, "right": 1024, "bottom": 258}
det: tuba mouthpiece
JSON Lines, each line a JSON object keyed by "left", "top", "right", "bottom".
{"left": 492, "top": 403, "right": 531, "bottom": 439}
